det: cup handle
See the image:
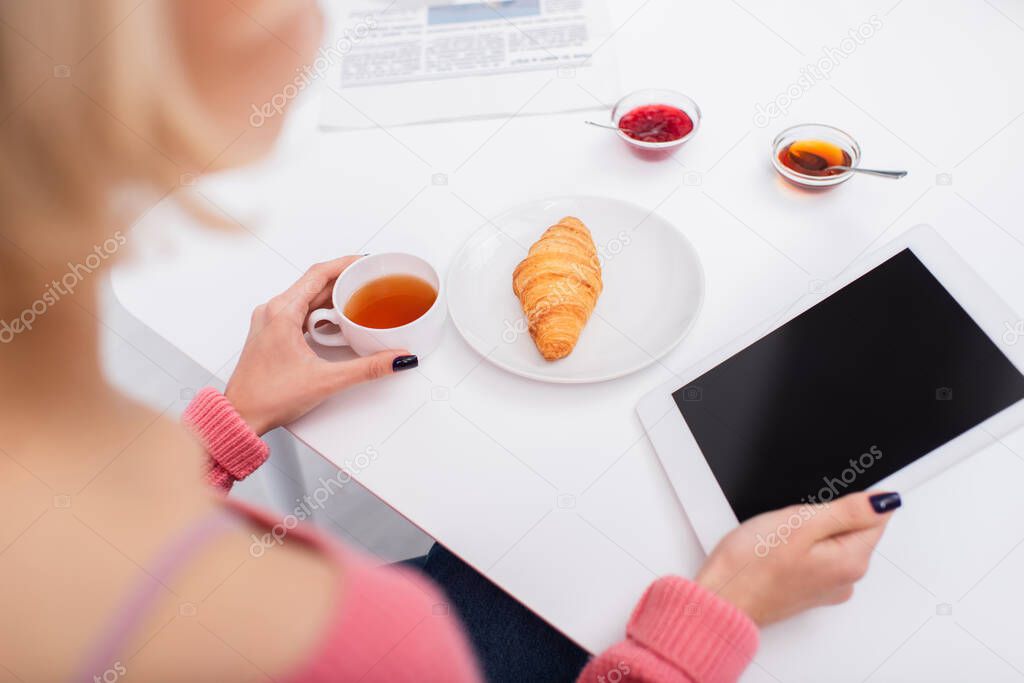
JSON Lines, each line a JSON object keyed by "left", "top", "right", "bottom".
{"left": 306, "top": 308, "right": 349, "bottom": 347}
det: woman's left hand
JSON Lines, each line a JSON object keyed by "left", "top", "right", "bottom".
{"left": 225, "top": 256, "right": 415, "bottom": 435}
{"left": 695, "top": 490, "right": 896, "bottom": 626}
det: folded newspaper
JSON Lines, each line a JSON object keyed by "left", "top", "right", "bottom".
{"left": 318, "top": 0, "right": 620, "bottom": 129}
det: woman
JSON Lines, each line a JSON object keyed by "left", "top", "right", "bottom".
{"left": 0, "top": 1, "right": 898, "bottom": 681}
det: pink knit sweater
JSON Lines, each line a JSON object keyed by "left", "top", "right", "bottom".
{"left": 183, "top": 388, "right": 759, "bottom": 682}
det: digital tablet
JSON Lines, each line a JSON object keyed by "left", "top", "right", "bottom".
{"left": 638, "top": 226, "right": 1024, "bottom": 552}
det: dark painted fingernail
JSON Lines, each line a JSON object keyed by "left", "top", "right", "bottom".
{"left": 393, "top": 355, "right": 418, "bottom": 372}
{"left": 870, "top": 492, "right": 901, "bottom": 514}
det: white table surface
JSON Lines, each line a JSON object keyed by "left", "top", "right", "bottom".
{"left": 112, "top": 1, "right": 1024, "bottom": 680}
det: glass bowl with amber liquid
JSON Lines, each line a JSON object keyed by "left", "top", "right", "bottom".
{"left": 771, "top": 123, "right": 861, "bottom": 188}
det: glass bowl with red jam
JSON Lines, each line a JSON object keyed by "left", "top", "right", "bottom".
{"left": 610, "top": 89, "right": 701, "bottom": 154}
{"left": 771, "top": 123, "right": 861, "bottom": 188}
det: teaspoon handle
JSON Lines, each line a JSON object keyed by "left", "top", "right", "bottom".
{"left": 831, "top": 166, "right": 907, "bottom": 179}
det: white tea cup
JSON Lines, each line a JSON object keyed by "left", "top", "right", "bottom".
{"left": 306, "top": 253, "right": 446, "bottom": 357}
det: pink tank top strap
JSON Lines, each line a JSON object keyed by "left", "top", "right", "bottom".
{"left": 72, "top": 506, "right": 242, "bottom": 683}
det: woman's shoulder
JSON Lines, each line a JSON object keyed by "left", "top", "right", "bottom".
{"left": 222, "top": 499, "right": 482, "bottom": 683}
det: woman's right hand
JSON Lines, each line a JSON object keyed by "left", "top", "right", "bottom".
{"left": 695, "top": 491, "right": 900, "bottom": 626}
{"left": 224, "top": 257, "right": 415, "bottom": 436}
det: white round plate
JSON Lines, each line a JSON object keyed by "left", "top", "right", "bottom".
{"left": 447, "top": 195, "right": 705, "bottom": 383}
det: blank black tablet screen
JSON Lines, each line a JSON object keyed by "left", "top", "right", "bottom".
{"left": 674, "top": 249, "right": 1024, "bottom": 521}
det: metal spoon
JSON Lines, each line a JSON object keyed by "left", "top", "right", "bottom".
{"left": 825, "top": 166, "right": 907, "bottom": 179}
{"left": 585, "top": 119, "right": 673, "bottom": 141}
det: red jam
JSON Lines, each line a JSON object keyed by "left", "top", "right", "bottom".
{"left": 618, "top": 104, "right": 694, "bottom": 143}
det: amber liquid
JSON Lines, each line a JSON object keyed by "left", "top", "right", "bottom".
{"left": 344, "top": 274, "right": 437, "bottom": 329}
{"left": 779, "top": 139, "right": 852, "bottom": 177}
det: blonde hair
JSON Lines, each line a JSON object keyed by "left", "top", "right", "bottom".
{"left": 0, "top": 0, "right": 224, "bottom": 277}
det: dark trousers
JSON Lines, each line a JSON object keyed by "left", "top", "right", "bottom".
{"left": 403, "top": 544, "right": 590, "bottom": 682}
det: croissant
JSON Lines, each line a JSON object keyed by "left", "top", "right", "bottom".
{"left": 512, "top": 216, "right": 603, "bottom": 361}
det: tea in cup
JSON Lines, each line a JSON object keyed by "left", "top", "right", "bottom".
{"left": 306, "top": 253, "right": 446, "bottom": 357}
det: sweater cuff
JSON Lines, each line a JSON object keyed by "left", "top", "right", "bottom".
{"left": 627, "top": 577, "right": 759, "bottom": 683}
{"left": 183, "top": 388, "right": 269, "bottom": 481}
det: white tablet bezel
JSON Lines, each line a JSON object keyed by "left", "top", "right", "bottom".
{"left": 638, "top": 225, "right": 1024, "bottom": 553}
